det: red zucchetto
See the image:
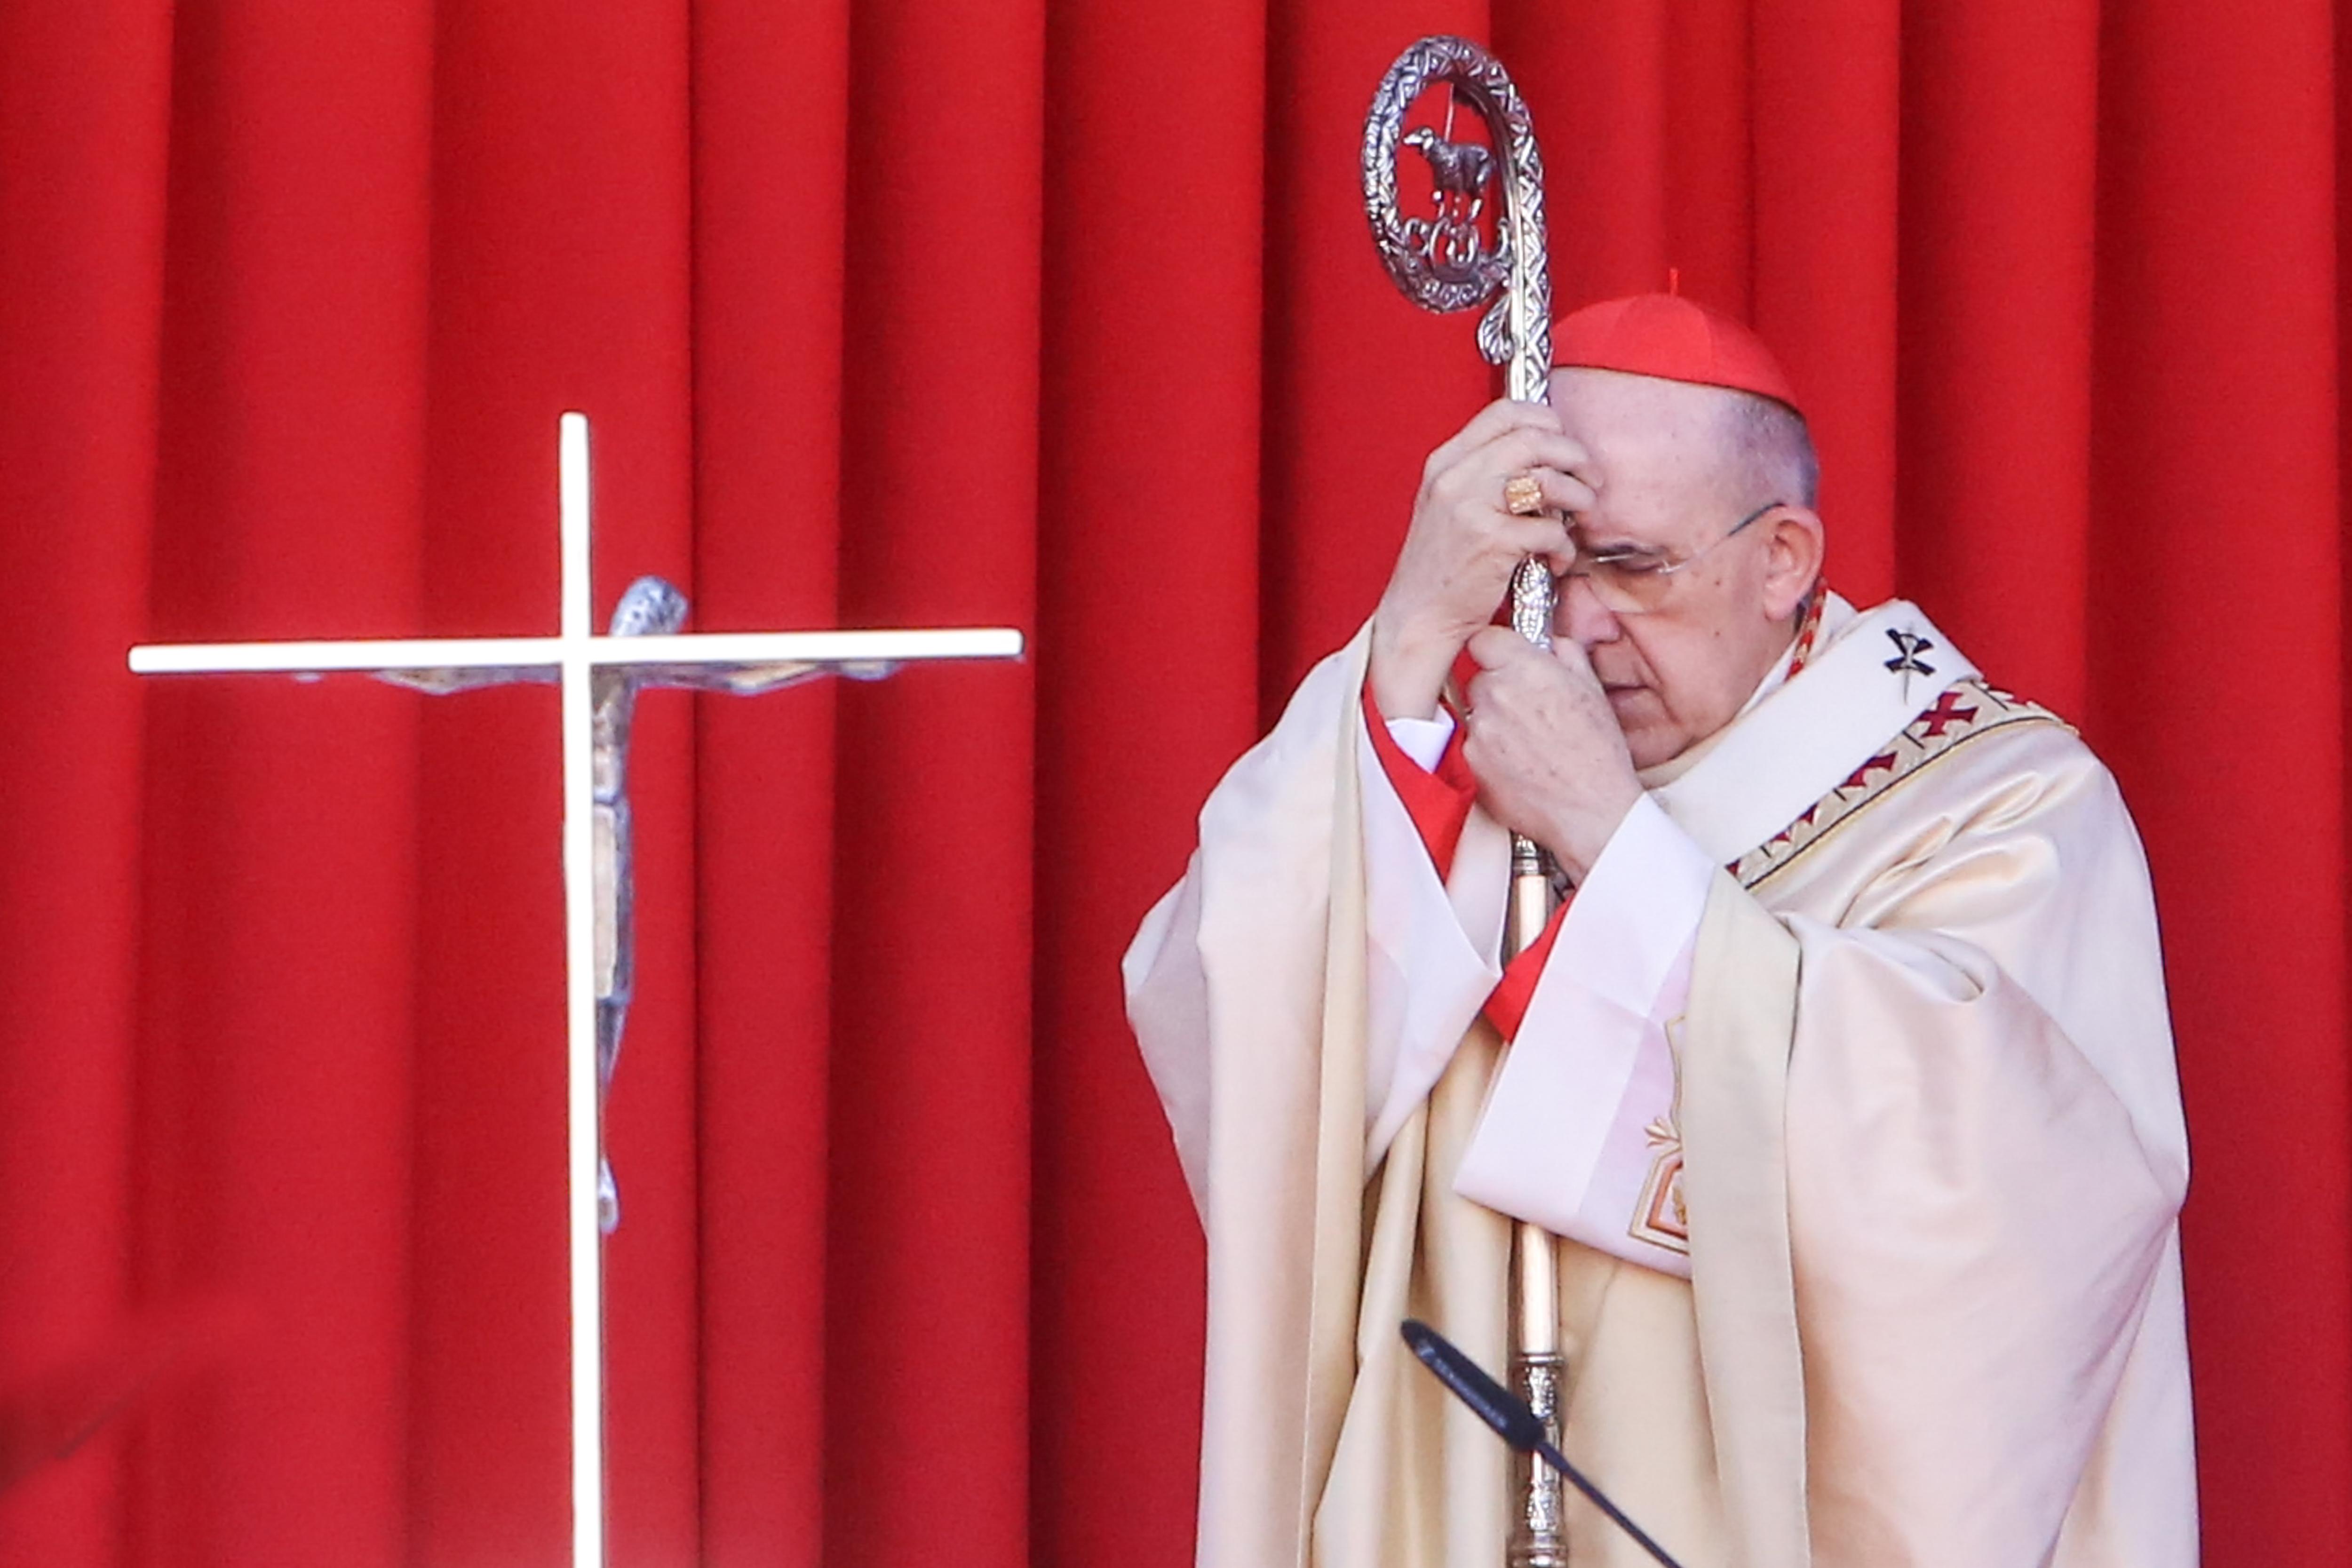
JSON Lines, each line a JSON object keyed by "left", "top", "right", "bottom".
{"left": 1552, "top": 292, "right": 1801, "bottom": 416}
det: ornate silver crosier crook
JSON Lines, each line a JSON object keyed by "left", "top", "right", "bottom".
{"left": 1363, "top": 36, "right": 1567, "bottom": 1568}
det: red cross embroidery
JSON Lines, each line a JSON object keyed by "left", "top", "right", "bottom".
{"left": 1841, "top": 750, "right": 1899, "bottom": 793}
{"left": 1917, "top": 691, "right": 1979, "bottom": 739}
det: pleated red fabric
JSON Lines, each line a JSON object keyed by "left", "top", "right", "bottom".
{"left": 0, "top": 1, "right": 2343, "bottom": 1564}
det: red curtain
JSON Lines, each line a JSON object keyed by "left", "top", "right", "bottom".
{"left": 0, "top": 0, "right": 2340, "bottom": 1562}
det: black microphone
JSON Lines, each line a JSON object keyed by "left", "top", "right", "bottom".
{"left": 1400, "top": 1319, "right": 1688, "bottom": 1568}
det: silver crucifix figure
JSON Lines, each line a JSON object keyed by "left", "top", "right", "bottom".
{"left": 131, "top": 413, "right": 1022, "bottom": 1568}
{"left": 1364, "top": 37, "right": 1567, "bottom": 1568}
{"left": 378, "top": 560, "right": 855, "bottom": 1238}
{"left": 586, "top": 578, "right": 684, "bottom": 1229}
{"left": 378, "top": 571, "right": 694, "bottom": 1235}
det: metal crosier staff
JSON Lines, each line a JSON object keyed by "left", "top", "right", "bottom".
{"left": 1362, "top": 35, "right": 1566, "bottom": 1568}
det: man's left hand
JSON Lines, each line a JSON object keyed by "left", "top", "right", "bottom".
{"left": 1461, "top": 625, "right": 1643, "bottom": 882}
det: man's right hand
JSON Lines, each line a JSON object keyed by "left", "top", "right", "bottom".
{"left": 1368, "top": 399, "right": 1596, "bottom": 720}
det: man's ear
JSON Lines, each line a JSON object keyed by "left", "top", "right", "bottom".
{"left": 1760, "top": 506, "right": 1826, "bottom": 621}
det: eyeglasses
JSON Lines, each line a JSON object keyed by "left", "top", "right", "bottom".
{"left": 1559, "top": 499, "right": 1783, "bottom": 615}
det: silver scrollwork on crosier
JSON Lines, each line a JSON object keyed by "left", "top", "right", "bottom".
{"left": 1361, "top": 34, "right": 1554, "bottom": 404}
{"left": 1362, "top": 31, "right": 1559, "bottom": 684}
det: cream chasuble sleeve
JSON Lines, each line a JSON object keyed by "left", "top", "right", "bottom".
{"left": 1126, "top": 652, "right": 1507, "bottom": 1206}
{"left": 1124, "top": 624, "right": 1441, "bottom": 1568}
{"left": 1678, "top": 716, "right": 2193, "bottom": 1568}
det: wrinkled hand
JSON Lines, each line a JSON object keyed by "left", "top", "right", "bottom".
{"left": 1461, "top": 625, "right": 1642, "bottom": 882}
{"left": 1369, "top": 400, "right": 1596, "bottom": 720}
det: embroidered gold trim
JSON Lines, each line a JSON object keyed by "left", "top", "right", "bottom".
{"left": 1731, "top": 680, "right": 2070, "bottom": 893}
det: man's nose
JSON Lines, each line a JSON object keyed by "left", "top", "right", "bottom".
{"left": 1554, "top": 572, "right": 1623, "bottom": 648}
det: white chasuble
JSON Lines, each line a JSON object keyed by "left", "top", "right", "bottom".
{"left": 1123, "top": 599, "right": 2195, "bottom": 1568}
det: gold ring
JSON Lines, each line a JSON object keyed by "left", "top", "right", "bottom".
{"left": 1502, "top": 472, "right": 1546, "bottom": 517}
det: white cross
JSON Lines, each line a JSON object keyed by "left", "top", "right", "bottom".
{"left": 127, "top": 413, "right": 1023, "bottom": 1567}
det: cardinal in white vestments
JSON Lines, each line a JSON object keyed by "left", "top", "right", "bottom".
{"left": 1123, "top": 293, "right": 2196, "bottom": 1568}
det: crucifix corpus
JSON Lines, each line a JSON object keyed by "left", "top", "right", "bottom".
{"left": 128, "top": 412, "right": 1024, "bottom": 1568}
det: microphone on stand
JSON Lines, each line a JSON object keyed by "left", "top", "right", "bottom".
{"left": 1400, "top": 1319, "right": 1688, "bottom": 1568}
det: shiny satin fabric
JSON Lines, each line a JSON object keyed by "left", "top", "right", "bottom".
{"left": 1123, "top": 606, "right": 2193, "bottom": 1568}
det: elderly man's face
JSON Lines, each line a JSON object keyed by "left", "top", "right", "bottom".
{"left": 1547, "top": 367, "right": 1820, "bottom": 770}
